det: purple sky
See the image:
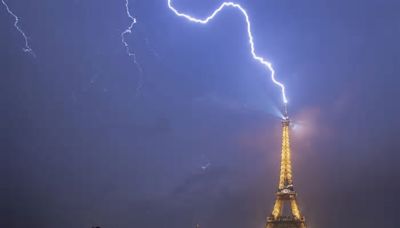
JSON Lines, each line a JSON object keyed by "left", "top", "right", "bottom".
{"left": 1, "top": 0, "right": 400, "bottom": 227}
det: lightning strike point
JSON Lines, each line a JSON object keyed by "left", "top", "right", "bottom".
{"left": 1, "top": 0, "right": 35, "bottom": 57}
{"left": 167, "top": 0, "right": 288, "bottom": 105}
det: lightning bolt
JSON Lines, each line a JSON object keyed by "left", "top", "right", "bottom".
{"left": 121, "top": 0, "right": 139, "bottom": 64}
{"left": 1, "top": 0, "right": 35, "bottom": 57}
{"left": 121, "top": 0, "right": 144, "bottom": 96}
{"left": 167, "top": 0, "right": 288, "bottom": 104}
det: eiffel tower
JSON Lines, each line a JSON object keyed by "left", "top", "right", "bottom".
{"left": 266, "top": 106, "right": 306, "bottom": 228}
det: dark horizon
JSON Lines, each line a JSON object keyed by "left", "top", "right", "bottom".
{"left": 1, "top": 0, "right": 400, "bottom": 227}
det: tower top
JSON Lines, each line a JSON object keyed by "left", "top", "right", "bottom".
{"left": 283, "top": 102, "right": 290, "bottom": 119}
{"left": 282, "top": 103, "right": 290, "bottom": 127}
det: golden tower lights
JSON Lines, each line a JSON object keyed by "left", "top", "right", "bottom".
{"left": 266, "top": 105, "right": 306, "bottom": 228}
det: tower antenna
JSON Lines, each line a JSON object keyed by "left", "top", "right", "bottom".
{"left": 283, "top": 102, "right": 289, "bottom": 119}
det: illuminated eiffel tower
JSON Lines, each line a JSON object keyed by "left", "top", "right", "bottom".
{"left": 266, "top": 106, "right": 306, "bottom": 228}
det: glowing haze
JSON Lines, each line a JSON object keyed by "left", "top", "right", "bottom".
{"left": 167, "top": 0, "right": 288, "bottom": 104}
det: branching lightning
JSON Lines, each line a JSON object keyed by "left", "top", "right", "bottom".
{"left": 1, "top": 0, "right": 35, "bottom": 57}
{"left": 167, "top": 0, "right": 288, "bottom": 104}
{"left": 121, "top": 0, "right": 144, "bottom": 96}
{"left": 121, "top": 0, "right": 138, "bottom": 64}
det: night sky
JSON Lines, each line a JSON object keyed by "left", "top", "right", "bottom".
{"left": 1, "top": 0, "right": 400, "bottom": 227}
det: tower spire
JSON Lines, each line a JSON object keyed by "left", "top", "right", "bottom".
{"left": 283, "top": 102, "right": 288, "bottom": 119}
{"left": 266, "top": 114, "right": 307, "bottom": 228}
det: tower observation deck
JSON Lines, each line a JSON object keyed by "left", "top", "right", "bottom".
{"left": 266, "top": 111, "right": 307, "bottom": 228}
